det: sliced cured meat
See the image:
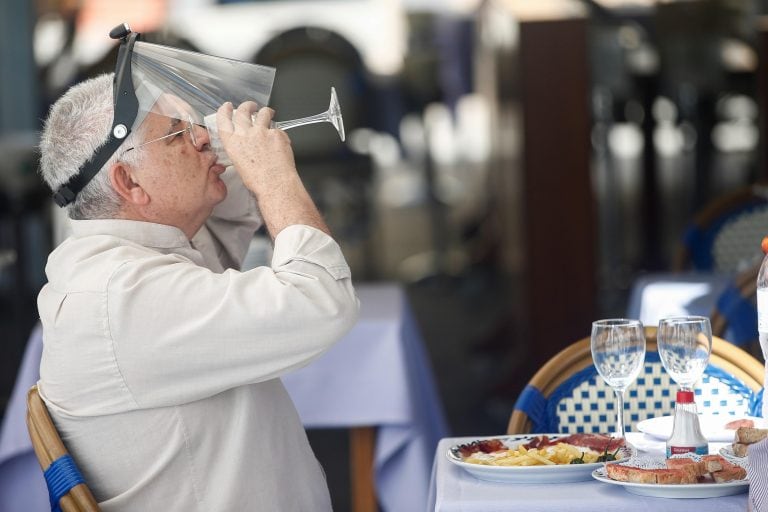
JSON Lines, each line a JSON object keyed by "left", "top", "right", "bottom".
{"left": 550, "top": 433, "right": 625, "bottom": 453}
{"left": 456, "top": 438, "right": 505, "bottom": 457}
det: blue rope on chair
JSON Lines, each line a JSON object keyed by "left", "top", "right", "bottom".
{"left": 683, "top": 225, "right": 715, "bottom": 271}
{"left": 750, "top": 388, "right": 765, "bottom": 417}
{"left": 44, "top": 454, "right": 86, "bottom": 512}
{"left": 715, "top": 284, "right": 757, "bottom": 347}
{"left": 513, "top": 385, "right": 548, "bottom": 433}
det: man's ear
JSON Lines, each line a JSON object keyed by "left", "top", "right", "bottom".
{"left": 109, "top": 162, "right": 149, "bottom": 206}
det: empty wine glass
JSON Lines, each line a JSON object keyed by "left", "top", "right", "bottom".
{"left": 272, "top": 87, "right": 344, "bottom": 142}
{"left": 657, "top": 316, "right": 712, "bottom": 391}
{"left": 591, "top": 319, "right": 646, "bottom": 438}
{"left": 204, "top": 87, "right": 344, "bottom": 167}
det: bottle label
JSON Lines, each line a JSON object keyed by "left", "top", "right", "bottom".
{"left": 758, "top": 288, "right": 768, "bottom": 333}
{"left": 667, "top": 445, "right": 708, "bottom": 457}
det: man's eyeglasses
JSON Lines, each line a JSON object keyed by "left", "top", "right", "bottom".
{"left": 122, "top": 116, "right": 201, "bottom": 154}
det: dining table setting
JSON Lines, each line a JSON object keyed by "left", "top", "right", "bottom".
{"left": 428, "top": 315, "right": 764, "bottom": 511}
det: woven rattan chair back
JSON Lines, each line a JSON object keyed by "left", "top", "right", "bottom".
{"left": 508, "top": 327, "right": 764, "bottom": 435}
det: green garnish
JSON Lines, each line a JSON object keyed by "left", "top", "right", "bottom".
{"left": 596, "top": 446, "right": 622, "bottom": 462}
{"left": 570, "top": 452, "right": 587, "bottom": 464}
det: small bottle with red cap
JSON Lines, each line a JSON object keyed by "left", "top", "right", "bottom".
{"left": 666, "top": 389, "right": 708, "bottom": 457}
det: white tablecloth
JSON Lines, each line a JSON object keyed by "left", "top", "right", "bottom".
{"left": 0, "top": 283, "right": 448, "bottom": 512}
{"left": 428, "top": 434, "right": 748, "bottom": 512}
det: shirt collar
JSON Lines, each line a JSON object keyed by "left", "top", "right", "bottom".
{"left": 69, "top": 219, "right": 191, "bottom": 250}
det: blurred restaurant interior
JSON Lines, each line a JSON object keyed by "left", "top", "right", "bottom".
{"left": 2, "top": 0, "right": 768, "bottom": 509}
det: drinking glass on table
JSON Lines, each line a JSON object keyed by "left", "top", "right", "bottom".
{"left": 657, "top": 316, "right": 712, "bottom": 391}
{"left": 591, "top": 319, "right": 646, "bottom": 438}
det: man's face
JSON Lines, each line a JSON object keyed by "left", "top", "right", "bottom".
{"left": 128, "top": 95, "right": 227, "bottom": 229}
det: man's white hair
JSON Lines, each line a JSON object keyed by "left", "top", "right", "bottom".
{"left": 39, "top": 73, "right": 147, "bottom": 220}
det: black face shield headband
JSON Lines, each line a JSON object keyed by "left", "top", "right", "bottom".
{"left": 53, "top": 23, "right": 140, "bottom": 208}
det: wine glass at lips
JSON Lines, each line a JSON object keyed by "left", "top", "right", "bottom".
{"left": 204, "top": 87, "right": 344, "bottom": 167}
{"left": 657, "top": 316, "right": 712, "bottom": 391}
{"left": 591, "top": 319, "right": 647, "bottom": 439}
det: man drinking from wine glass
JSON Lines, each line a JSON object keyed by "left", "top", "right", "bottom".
{"left": 35, "top": 24, "right": 359, "bottom": 511}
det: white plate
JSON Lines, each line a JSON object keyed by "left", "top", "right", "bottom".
{"left": 592, "top": 455, "right": 749, "bottom": 498}
{"left": 636, "top": 415, "right": 766, "bottom": 442}
{"left": 446, "top": 434, "right": 633, "bottom": 484}
{"left": 719, "top": 445, "right": 747, "bottom": 463}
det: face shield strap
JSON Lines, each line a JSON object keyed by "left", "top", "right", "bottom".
{"left": 53, "top": 24, "right": 141, "bottom": 207}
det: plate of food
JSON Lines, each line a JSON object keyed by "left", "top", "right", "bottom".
{"left": 636, "top": 415, "right": 766, "bottom": 442}
{"left": 447, "top": 433, "right": 633, "bottom": 483}
{"left": 719, "top": 425, "right": 768, "bottom": 460}
{"left": 592, "top": 453, "right": 749, "bottom": 498}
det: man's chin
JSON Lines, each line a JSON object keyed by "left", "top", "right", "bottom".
{"left": 212, "top": 180, "right": 228, "bottom": 203}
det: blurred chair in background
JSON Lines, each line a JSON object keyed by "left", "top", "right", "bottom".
{"left": 628, "top": 184, "right": 768, "bottom": 356}
{"left": 507, "top": 327, "right": 764, "bottom": 435}
{"left": 710, "top": 262, "right": 761, "bottom": 358}
{"left": 673, "top": 184, "right": 768, "bottom": 273}
{"left": 254, "top": 27, "right": 376, "bottom": 279}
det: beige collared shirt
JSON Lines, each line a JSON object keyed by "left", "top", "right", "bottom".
{"left": 36, "top": 171, "right": 359, "bottom": 511}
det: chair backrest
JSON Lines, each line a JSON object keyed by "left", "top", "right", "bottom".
{"left": 710, "top": 261, "right": 762, "bottom": 358}
{"left": 26, "top": 385, "right": 100, "bottom": 512}
{"left": 508, "top": 327, "right": 765, "bottom": 435}
{"left": 673, "top": 184, "right": 768, "bottom": 273}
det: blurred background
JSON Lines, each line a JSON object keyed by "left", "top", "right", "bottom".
{"left": 3, "top": 0, "right": 768, "bottom": 507}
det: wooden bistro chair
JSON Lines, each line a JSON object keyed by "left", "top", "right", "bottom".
{"left": 26, "top": 385, "right": 100, "bottom": 512}
{"left": 508, "top": 327, "right": 764, "bottom": 435}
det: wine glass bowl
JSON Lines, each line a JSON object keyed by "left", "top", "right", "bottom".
{"left": 657, "top": 316, "right": 712, "bottom": 390}
{"left": 590, "top": 319, "right": 646, "bottom": 438}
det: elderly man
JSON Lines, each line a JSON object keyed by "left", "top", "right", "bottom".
{"left": 36, "top": 66, "right": 359, "bottom": 511}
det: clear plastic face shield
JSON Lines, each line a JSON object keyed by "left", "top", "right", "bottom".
{"left": 131, "top": 40, "right": 276, "bottom": 165}
{"left": 52, "top": 23, "right": 275, "bottom": 207}
{"left": 52, "top": 23, "right": 343, "bottom": 207}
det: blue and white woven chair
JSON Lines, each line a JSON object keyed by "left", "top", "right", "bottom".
{"left": 508, "top": 327, "right": 765, "bottom": 435}
{"left": 26, "top": 385, "right": 99, "bottom": 512}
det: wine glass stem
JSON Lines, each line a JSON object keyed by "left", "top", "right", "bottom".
{"left": 614, "top": 388, "right": 626, "bottom": 438}
{"left": 274, "top": 112, "right": 328, "bottom": 131}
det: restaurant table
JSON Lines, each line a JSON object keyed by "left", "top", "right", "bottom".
{"left": 626, "top": 272, "right": 732, "bottom": 326}
{"left": 0, "top": 283, "right": 448, "bottom": 512}
{"left": 428, "top": 434, "right": 747, "bottom": 512}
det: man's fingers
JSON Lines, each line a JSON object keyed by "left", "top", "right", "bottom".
{"left": 216, "top": 102, "right": 234, "bottom": 137}
{"left": 233, "top": 101, "right": 260, "bottom": 126}
{"left": 251, "top": 107, "right": 275, "bottom": 128}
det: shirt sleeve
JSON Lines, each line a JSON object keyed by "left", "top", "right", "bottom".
{"left": 107, "top": 225, "right": 359, "bottom": 408}
{"left": 191, "top": 168, "right": 263, "bottom": 271}
{"left": 749, "top": 437, "right": 768, "bottom": 511}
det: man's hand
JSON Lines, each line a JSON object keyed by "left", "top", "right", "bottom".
{"left": 214, "top": 102, "right": 330, "bottom": 238}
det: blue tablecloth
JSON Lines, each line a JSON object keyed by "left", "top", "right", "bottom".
{"left": 0, "top": 283, "right": 448, "bottom": 512}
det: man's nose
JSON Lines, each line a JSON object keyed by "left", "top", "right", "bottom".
{"left": 192, "top": 123, "right": 210, "bottom": 150}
